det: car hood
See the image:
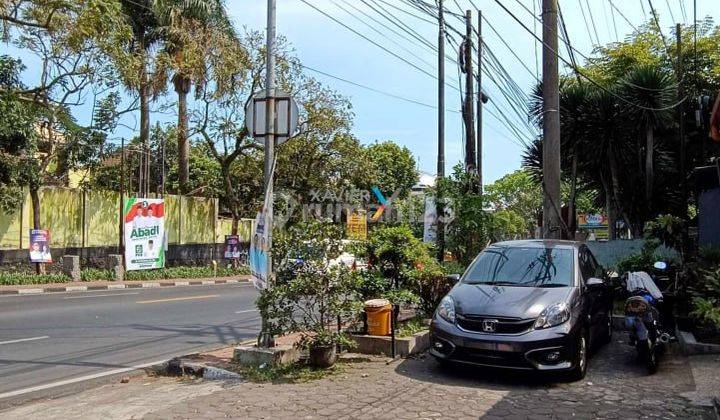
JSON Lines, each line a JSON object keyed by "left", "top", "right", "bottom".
{"left": 449, "top": 283, "right": 575, "bottom": 319}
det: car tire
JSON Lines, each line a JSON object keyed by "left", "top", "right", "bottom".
{"left": 567, "top": 329, "right": 588, "bottom": 382}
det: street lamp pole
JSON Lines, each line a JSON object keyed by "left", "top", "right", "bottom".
{"left": 258, "top": 0, "right": 277, "bottom": 348}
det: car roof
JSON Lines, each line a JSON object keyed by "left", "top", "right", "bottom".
{"left": 490, "top": 239, "right": 582, "bottom": 249}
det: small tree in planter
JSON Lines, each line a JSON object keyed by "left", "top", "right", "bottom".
{"left": 257, "top": 220, "right": 363, "bottom": 367}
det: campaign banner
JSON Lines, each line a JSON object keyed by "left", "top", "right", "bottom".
{"left": 249, "top": 210, "right": 269, "bottom": 290}
{"left": 224, "top": 235, "right": 241, "bottom": 259}
{"left": 423, "top": 196, "right": 437, "bottom": 244}
{"left": 124, "top": 198, "right": 165, "bottom": 270}
{"left": 29, "top": 229, "right": 52, "bottom": 263}
{"left": 578, "top": 214, "right": 608, "bottom": 229}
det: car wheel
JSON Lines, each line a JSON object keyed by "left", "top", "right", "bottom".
{"left": 568, "top": 330, "right": 588, "bottom": 381}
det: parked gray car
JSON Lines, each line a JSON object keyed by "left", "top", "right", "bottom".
{"left": 430, "top": 240, "right": 613, "bottom": 380}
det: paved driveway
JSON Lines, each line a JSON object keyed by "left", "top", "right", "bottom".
{"left": 2, "top": 336, "right": 714, "bottom": 419}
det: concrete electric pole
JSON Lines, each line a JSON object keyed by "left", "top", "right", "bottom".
{"left": 258, "top": 0, "right": 276, "bottom": 348}
{"left": 476, "top": 11, "right": 483, "bottom": 195}
{"left": 542, "top": 0, "right": 562, "bottom": 239}
{"left": 464, "top": 10, "right": 476, "bottom": 176}
{"left": 436, "top": 0, "right": 445, "bottom": 261}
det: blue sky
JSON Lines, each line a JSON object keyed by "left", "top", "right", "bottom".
{"left": 6, "top": 1, "right": 718, "bottom": 184}
{"left": 228, "top": 0, "right": 718, "bottom": 183}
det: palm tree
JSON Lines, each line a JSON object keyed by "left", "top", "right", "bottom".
{"left": 155, "top": 0, "right": 234, "bottom": 194}
{"left": 620, "top": 66, "right": 675, "bottom": 211}
{"left": 119, "top": 0, "right": 162, "bottom": 196}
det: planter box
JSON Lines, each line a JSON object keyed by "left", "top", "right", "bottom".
{"left": 350, "top": 330, "right": 429, "bottom": 357}
{"left": 676, "top": 327, "right": 720, "bottom": 355}
{"left": 233, "top": 344, "right": 300, "bottom": 366}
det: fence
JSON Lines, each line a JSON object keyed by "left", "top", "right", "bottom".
{"left": 0, "top": 187, "right": 252, "bottom": 250}
{"left": 586, "top": 239, "right": 679, "bottom": 271}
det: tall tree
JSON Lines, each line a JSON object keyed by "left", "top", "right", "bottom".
{"left": 155, "top": 0, "right": 234, "bottom": 193}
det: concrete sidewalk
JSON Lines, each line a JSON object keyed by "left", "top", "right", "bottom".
{"left": 0, "top": 275, "right": 252, "bottom": 295}
{"left": 1, "top": 337, "right": 716, "bottom": 419}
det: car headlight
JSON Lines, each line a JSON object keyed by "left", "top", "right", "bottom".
{"left": 436, "top": 295, "right": 456, "bottom": 323}
{"left": 534, "top": 302, "right": 570, "bottom": 329}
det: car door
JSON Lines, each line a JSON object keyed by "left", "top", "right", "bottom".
{"left": 579, "top": 246, "right": 604, "bottom": 345}
{"left": 588, "top": 248, "right": 613, "bottom": 334}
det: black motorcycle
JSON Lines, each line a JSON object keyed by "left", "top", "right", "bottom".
{"left": 622, "top": 262, "right": 672, "bottom": 374}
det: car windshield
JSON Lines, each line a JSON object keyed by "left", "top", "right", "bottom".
{"left": 463, "top": 246, "right": 574, "bottom": 287}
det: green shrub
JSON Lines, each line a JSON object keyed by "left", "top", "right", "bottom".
{"left": 690, "top": 268, "right": 720, "bottom": 328}
{"left": 81, "top": 268, "right": 114, "bottom": 281}
{"left": 0, "top": 272, "right": 70, "bottom": 285}
{"left": 125, "top": 265, "right": 249, "bottom": 281}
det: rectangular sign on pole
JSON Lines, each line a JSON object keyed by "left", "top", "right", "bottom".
{"left": 224, "top": 235, "right": 241, "bottom": 259}
{"left": 123, "top": 198, "right": 165, "bottom": 270}
{"left": 346, "top": 210, "right": 367, "bottom": 240}
{"left": 249, "top": 210, "right": 269, "bottom": 290}
{"left": 28, "top": 229, "right": 52, "bottom": 263}
{"left": 423, "top": 196, "right": 437, "bottom": 244}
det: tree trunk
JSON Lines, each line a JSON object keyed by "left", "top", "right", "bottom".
{"left": 139, "top": 67, "right": 151, "bottom": 197}
{"left": 645, "top": 126, "right": 654, "bottom": 207}
{"left": 30, "top": 187, "right": 45, "bottom": 275}
{"left": 567, "top": 153, "right": 578, "bottom": 240}
{"left": 607, "top": 142, "right": 624, "bottom": 240}
{"left": 174, "top": 75, "right": 191, "bottom": 194}
{"left": 600, "top": 173, "right": 616, "bottom": 240}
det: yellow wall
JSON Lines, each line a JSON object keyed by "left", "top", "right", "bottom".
{"left": 0, "top": 187, "right": 253, "bottom": 249}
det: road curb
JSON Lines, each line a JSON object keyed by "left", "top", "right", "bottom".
{"left": 0, "top": 277, "right": 252, "bottom": 295}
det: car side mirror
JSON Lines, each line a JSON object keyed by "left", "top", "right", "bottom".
{"left": 586, "top": 277, "right": 604, "bottom": 287}
{"left": 653, "top": 261, "right": 667, "bottom": 270}
{"left": 445, "top": 274, "right": 461, "bottom": 284}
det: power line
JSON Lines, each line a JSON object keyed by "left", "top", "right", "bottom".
{"left": 584, "top": 0, "right": 602, "bottom": 46}
{"left": 300, "top": 0, "right": 461, "bottom": 92}
{"left": 608, "top": 0, "right": 640, "bottom": 33}
{"left": 301, "top": 64, "right": 460, "bottom": 113}
{"left": 663, "top": 0, "right": 676, "bottom": 23}
{"left": 491, "top": 0, "right": 687, "bottom": 112}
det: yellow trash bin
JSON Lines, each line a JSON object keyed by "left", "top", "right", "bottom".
{"left": 364, "top": 298, "right": 392, "bottom": 336}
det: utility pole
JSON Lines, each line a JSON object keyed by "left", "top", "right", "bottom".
{"left": 436, "top": 0, "right": 445, "bottom": 261}
{"left": 542, "top": 0, "right": 562, "bottom": 239}
{"left": 119, "top": 137, "right": 125, "bottom": 255}
{"left": 258, "top": 0, "right": 276, "bottom": 348}
{"left": 677, "top": 23, "right": 686, "bottom": 205}
{"left": 476, "top": 11, "right": 483, "bottom": 195}
{"left": 464, "top": 10, "right": 476, "bottom": 176}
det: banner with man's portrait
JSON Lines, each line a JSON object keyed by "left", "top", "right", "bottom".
{"left": 124, "top": 198, "right": 165, "bottom": 270}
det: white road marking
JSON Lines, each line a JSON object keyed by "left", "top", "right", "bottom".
{"left": 0, "top": 336, "right": 49, "bottom": 345}
{"left": 63, "top": 292, "right": 140, "bottom": 300}
{"left": 234, "top": 309, "right": 259, "bottom": 314}
{"left": 0, "top": 359, "right": 168, "bottom": 400}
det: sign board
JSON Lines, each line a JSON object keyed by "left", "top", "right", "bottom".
{"left": 578, "top": 214, "right": 608, "bottom": 229}
{"left": 346, "top": 210, "right": 367, "bottom": 240}
{"left": 578, "top": 213, "right": 609, "bottom": 241}
{"left": 124, "top": 198, "right": 165, "bottom": 270}
{"left": 423, "top": 196, "right": 437, "bottom": 244}
{"left": 28, "top": 229, "right": 52, "bottom": 263}
{"left": 245, "top": 89, "right": 299, "bottom": 146}
{"left": 249, "top": 210, "right": 269, "bottom": 290}
{"left": 224, "top": 235, "right": 241, "bottom": 260}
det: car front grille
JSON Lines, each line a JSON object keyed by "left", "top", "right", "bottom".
{"left": 453, "top": 347, "right": 533, "bottom": 369}
{"left": 456, "top": 314, "right": 535, "bottom": 334}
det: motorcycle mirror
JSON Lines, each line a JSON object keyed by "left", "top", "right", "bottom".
{"left": 445, "top": 274, "right": 461, "bottom": 284}
{"left": 653, "top": 261, "right": 668, "bottom": 270}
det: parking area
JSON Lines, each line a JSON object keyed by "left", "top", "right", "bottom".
{"left": 2, "top": 335, "right": 716, "bottom": 419}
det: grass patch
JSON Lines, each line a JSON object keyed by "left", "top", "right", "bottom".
{"left": 0, "top": 272, "right": 70, "bottom": 286}
{"left": 124, "top": 266, "right": 249, "bottom": 281}
{"left": 397, "top": 316, "right": 428, "bottom": 337}
{"left": 81, "top": 268, "right": 114, "bottom": 281}
{"left": 231, "top": 361, "right": 345, "bottom": 383}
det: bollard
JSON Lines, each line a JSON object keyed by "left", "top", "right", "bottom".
{"left": 108, "top": 254, "right": 124, "bottom": 281}
{"left": 62, "top": 255, "right": 81, "bottom": 281}
{"left": 211, "top": 260, "right": 218, "bottom": 277}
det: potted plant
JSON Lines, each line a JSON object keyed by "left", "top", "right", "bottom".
{"left": 257, "top": 220, "right": 363, "bottom": 368}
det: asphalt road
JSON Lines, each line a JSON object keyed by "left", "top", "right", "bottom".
{"left": 0, "top": 283, "right": 260, "bottom": 398}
